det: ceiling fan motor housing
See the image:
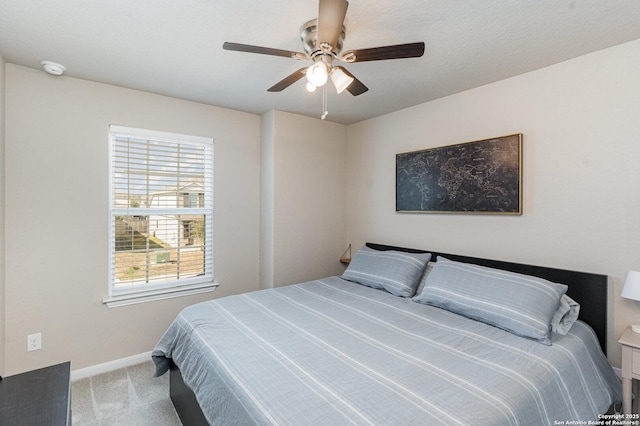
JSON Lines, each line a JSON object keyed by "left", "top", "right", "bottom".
{"left": 300, "top": 19, "right": 345, "bottom": 57}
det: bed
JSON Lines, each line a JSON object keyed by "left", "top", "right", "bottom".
{"left": 152, "top": 243, "right": 621, "bottom": 425}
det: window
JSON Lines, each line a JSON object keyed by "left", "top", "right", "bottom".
{"left": 105, "top": 125, "right": 215, "bottom": 307}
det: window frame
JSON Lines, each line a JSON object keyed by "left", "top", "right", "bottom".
{"left": 104, "top": 125, "right": 216, "bottom": 308}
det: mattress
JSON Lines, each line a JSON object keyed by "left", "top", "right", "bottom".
{"left": 153, "top": 276, "right": 621, "bottom": 425}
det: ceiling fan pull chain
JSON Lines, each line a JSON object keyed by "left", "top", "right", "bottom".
{"left": 321, "top": 84, "right": 329, "bottom": 120}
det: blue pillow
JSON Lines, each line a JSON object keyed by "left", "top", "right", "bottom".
{"left": 341, "top": 246, "right": 431, "bottom": 297}
{"left": 551, "top": 294, "right": 580, "bottom": 335}
{"left": 413, "top": 257, "right": 567, "bottom": 345}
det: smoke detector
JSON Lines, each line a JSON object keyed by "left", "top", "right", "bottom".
{"left": 41, "top": 61, "right": 66, "bottom": 76}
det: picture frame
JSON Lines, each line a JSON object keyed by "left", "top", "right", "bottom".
{"left": 396, "top": 134, "right": 523, "bottom": 214}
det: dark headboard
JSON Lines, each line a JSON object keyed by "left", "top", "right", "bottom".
{"left": 366, "top": 243, "right": 609, "bottom": 354}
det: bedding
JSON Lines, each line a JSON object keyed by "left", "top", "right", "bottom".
{"left": 340, "top": 246, "right": 431, "bottom": 297}
{"left": 552, "top": 294, "right": 580, "bottom": 335}
{"left": 153, "top": 276, "right": 621, "bottom": 426}
{"left": 413, "top": 256, "right": 568, "bottom": 345}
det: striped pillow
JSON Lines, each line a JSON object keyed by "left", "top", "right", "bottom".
{"left": 341, "top": 247, "right": 431, "bottom": 297}
{"left": 551, "top": 294, "right": 580, "bottom": 335}
{"left": 413, "top": 257, "right": 567, "bottom": 345}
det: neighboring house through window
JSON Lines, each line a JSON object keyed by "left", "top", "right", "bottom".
{"left": 105, "top": 125, "right": 215, "bottom": 307}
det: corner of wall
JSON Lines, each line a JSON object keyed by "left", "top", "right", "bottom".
{"left": 0, "top": 54, "right": 6, "bottom": 377}
{"left": 260, "top": 111, "right": 275, "bottom": 290}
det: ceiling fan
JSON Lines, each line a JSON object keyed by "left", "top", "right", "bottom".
{"left": 223, "top": 0, "right": 425, "bottom": 100}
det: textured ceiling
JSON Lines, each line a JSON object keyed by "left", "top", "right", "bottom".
{"left": 1, "top": 1, "right": 640, "bottom": 125}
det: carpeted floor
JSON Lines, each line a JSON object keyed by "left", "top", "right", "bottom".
{"left": 71, "top": 360, "right": 182, "bottom": 425}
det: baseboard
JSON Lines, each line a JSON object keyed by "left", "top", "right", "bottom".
{"left": 71, "top": 351, "right": 153, "bottom": 381}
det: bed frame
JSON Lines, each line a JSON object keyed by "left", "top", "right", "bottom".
{"left": 169, "top": 242, "right": 609, "bottom": 426}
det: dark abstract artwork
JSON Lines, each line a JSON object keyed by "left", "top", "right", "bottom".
{"left": 396, "top": 134, "right": 522, "bottom": 214}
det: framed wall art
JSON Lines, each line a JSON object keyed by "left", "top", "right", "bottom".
{"left": 396, "top": 134, "right": 522, "bottom": 214}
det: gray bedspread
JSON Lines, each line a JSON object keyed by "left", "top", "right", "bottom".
{"left": 152, "top": 277, "right": 621, "bottom": 425}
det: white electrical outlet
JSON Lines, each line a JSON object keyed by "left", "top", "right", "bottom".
{"left": 27, "top": 333, "right": 42, "bottom": 351}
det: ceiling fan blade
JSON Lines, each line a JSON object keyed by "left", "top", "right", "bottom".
{"left": 223, "top": 42, "right": 307, "bottom": 60}
{"left": 317, "top": 0, "right": 348, "bottom": 49}
{"left": 267, "top": 68, "right": 308, "bottom": 92}
{"left": 341, "top": 42, "right": 425, "bottom": 62}
{"left": 334, "top": 67, "right": 368, "bottom": 96}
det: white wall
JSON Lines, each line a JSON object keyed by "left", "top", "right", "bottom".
{"left": 262, "top": 110, "right": 348, "bottom": 288}
{"left": 260, "top": 111, "right": 275, "bottom": 290}
{"left": 0, "top": 54, "right": 6, "bottom": 376}
{"left": 4, "top": 64, "right": 262, "bottom": 375}
{"left": 346, "top": 39, "right": 640, "bottom": 367}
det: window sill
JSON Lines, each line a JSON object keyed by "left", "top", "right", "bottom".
{"left": 103, "top": 282, "right": 219, "bottom": 308}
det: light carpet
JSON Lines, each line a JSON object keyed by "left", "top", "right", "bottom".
{"left": 71, "top": 360, "right": 182, "bottom": 425}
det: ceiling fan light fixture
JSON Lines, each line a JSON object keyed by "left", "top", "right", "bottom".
{"left": 223, "top": 0, "right": 423, "bottom": 101}
{"left": 330, "top": 67, "right": 354, "bottom": 94}
{"left": 306, "top": 60, "right": 328, "bottom": 87}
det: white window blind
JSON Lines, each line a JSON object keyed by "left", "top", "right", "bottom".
{"left": 106, "top": 125, "right": 214, "bottom": 306}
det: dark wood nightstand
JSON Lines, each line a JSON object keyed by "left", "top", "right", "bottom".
{"left": 0, "top": 361, "right": 71, "bottom": 426}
